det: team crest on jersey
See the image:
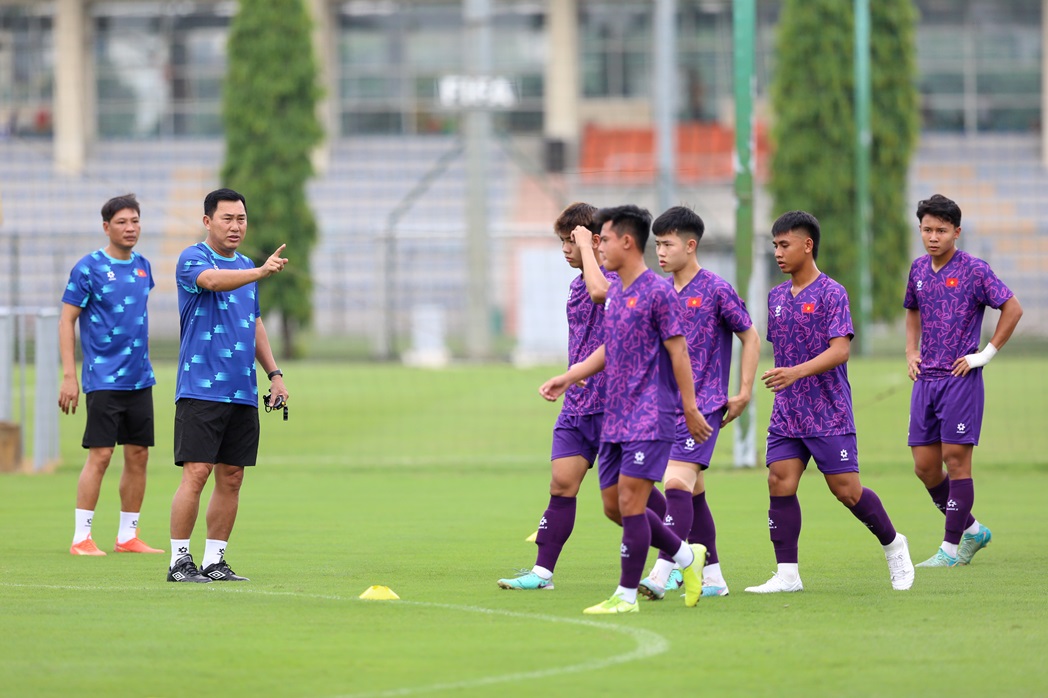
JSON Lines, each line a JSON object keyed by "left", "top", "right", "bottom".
{"left": 136, "top": 269, "right": 147, "bottom": 277}
{"left": 945, "top": 277, "right": 959, "bottom": 288}
{"left": 802, "top": 303, "right": 815, "bottom": 313}
{"left": 626, "top": 297, "right": 638, "bottom": 308}
{"left": 686, "top": 296, "right": 702, "bottom": 308}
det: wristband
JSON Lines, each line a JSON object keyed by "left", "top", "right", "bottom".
{"left": 267, "top": 369, "right": 283, "bottom": 380}
{"left": 964, "top": 343, "right": 997, "bottom": 369}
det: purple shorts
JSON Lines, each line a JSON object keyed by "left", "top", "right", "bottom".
{"left": 668, "top": 408, "right": 725, "bottom": 468}
{"left": 597, "top": 440, "right": 672, "bottom": 490}
{"left": 551, "top": 412, "right": 602, "bottom": 464}
{"left": 908, "top": 373, "right": 984, "bottom": 446}
{"left": 765, "top": 432, "right": 860, "bottom": 475}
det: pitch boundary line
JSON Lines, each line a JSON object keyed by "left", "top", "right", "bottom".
{"left": 1, "top": 583, "right": 670, "bottom": 697}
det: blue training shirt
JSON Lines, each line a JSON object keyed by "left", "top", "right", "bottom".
{"left": 175, "top": 242, "right": 261, "bottom": 406}
{"left": 61, "top": 249, "right": 156, "bottom": 393}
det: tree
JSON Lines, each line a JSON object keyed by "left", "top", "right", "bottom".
{"left": 221, "top": 0, "right": 324, "bottom": 357}
{"left": 768, "top": 0, "right": 918, "bottom": 321}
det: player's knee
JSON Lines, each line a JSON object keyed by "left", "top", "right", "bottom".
{"left": 664, "top": 477, "right": 690, "bottom": 492}
{"left": 549, "top": 475, "right": 581, "bottom": 498}
{"left": 87, "top": 447, "right": 115, "bottom": 470}
{"left": 602, "top": 502, "right": 622, "bottom": 525}
{"left": 833, "top": 489, "right": 861, "bottom": 507}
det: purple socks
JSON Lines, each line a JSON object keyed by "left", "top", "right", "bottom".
{"left": 769, "top": 494, "right": 802, "bottom": 564}
{"left": 944, "top": 478, "right": 975, "bottom": 545}
{"left": 534, "top": 495, "right": 576, "bottom": 572}
{"left": 657, "top": 489, "right": 694, "bottom": 562}
{"left": 927, "top": 476, "right": 976, "bottom": 531}
{"left": 689, "top": 491, "right": 719, "bottom": 564}
{"left": 846, "top": 488, "right": 897, "bottom": 546}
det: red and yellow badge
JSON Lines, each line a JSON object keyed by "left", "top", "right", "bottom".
{"left": 801, "top": 302, "right": 815, "bottom": 314}
{"left": 626, "top": 297, "right": 638, "bottom": 308}
{"left": 945, "top": 277, "right": 959, "bottom": 288}
{"left": 686, "top": 296, "right": 703, "bottom": 308}
{"left": 136, "top": 269, "right": 147, "bottom": 277}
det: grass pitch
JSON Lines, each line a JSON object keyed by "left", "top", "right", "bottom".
{"left": 1, "top": 358, "right": 1046, "bottom": 697}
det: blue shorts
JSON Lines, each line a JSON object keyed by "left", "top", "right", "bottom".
{"left": 765, "top": 432, "right": 859, "bottom": 475}
{"left": 551, "top": 412, "right": 602, "bottom": 464}
{"left": 908, "top": 373, "right": 984, "bottom": 447}
{"left": 597, "top": 440, "right": 672, "bottom": 490}
{"left": 668, "top": 408, "right": 725, "bottom": 469}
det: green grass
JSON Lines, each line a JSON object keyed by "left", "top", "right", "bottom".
{"left": 1, "top": 358, "right": 1046, "bottom": 697}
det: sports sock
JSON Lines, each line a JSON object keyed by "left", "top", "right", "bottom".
{"left": 670, "top": 539, "right": 696, "bottom": 569}
{"left": 73, "top": 509, "right": 94, "bottom": 544}
{"left": 769, "top": 495, "right": 801, "bottom": 564}
{"left": 117, "top": 511, "right": 140, "bottom": 544}
{"left": 530, "top": 565, "right": 553, "bottom": 580}
{"left": 646, "top": 508, "right": 686, "bottom": 560}
{"left": 945, "top": 478, "right": 974, "bottom": 545}
{"left": 170, "top": 539, "right": 191, "bottom": 568}
{"left": 776, "top": 562, "right": 800, "bottom": 582}
{"left": 847, "top": 488, "right": 897, "bottom": 546}
{"left": 646, "top": 487, "right": 667, "bottom": 519}
{"left": 689, "top": 491, "right": 719, "bottom": 564}
{"left": 648, "top": 558, "right": 675, "bottom": 587}
{"left": 704, "top": 562, "right": 724, "bottom": 584}
{"left": 534, "top": 495, "right": 576, "bottom": 574}
{"left": 614, "top": 585, "right": 638, "bottom": 604}
{"left": 927, "top": 476, "right": 976, "bottom": 529}
{"left": 619, "top": 513, "right": 651, "bottom": 590}
{"left": 202, "top": 539, "right": 228, "bottom": 569}
{"left": 942, "top": 542, "right": 959, "bottom": 557}
{"left": 657, "top": 489, "right": 693, "bottom": 562}
{"left": 964, "top": 520, "right": 983, "bottom": 536}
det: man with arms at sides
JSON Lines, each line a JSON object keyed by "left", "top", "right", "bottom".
{"left": 746, "top": 210, "right": 914, "bottom": 594}
{"left": 540, "top": 204, "right": 712, "bottom": 614}
{"left": 60, "top": 193, "right": 164, "bottom": 556}
{"left": 166, "top": 188, "right": 290, "bottom": 583}
{"left": 905, "top": 194, "right": 1021, "bottom": 567}
{"left": 638, "top": 205, "right": 759, "bottom": 600}
{"left": 498, "top": 202, "right": 615, "bottom": 591}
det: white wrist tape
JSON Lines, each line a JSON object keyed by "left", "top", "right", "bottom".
{"left": 964, "top": 343, "right": 998, "bottom": 369}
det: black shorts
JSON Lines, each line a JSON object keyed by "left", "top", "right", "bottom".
{"left": 174, "top": 399, "right": 260, "bottom": 467}
{"left": 83, "top": 388, "right": 154, "bottom": 449}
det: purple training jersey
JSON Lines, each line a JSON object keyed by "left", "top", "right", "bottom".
{"left": 674, "top": 269, "right": 753, "bottom": 415}
{"left": 903, "top": 250, "right": 1013, "bottom": 381}
{"left": 766, "top": 273, "right": 855, "bottom": 437}
{"left": 562, "top": 268, "right": 618, "bottom": 416}
{"left": 601, "top": 269, "right": 684, "bottom": 443}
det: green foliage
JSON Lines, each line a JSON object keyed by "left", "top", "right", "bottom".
{"left": 769, "top": 0, "right": 918, "bottom": 321}
{"left": 221, "top": 0, "right": 324, "bottom": 357}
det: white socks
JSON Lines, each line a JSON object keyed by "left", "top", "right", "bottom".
{"left": 117, "top": 511, "right": 140, "bottom": 544}
{"left": 965, "top": 520, "right": 982, "bottom": 536}
{"left": 170, "top": 539, "right": 191, "bottom": 568}
{"left": 777, "top": 563, "right": 800, "bottom": 582}
{"left": 202, "top": 539, "right": 228, "bottom": 569}
{"left": 649, "top": 558, "right": 676, "bottom": 587}
{"left": 72, "top": 509, "right": 93, "bottom": 544}
{"left": 614, "top": 586, "right": 638, "bottom": 604}
{"left": 531, "top": 565, "right": 553, "bottom": 580}
{"left": 671, "top": 541, "right": 695, "bottom": 569}
{"left": 942, "top": 542, "right": 959, "bottom": 557}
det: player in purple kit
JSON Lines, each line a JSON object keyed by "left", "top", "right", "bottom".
{"left": 637, "top": 206, "right": 760, "bottom": 600}
{"left": 905, "top": 194, "right": 1022, "bottom": 567}
{"left": 540, "top": 205, "right": 711, "bottom": 614}
{"left": 746, "top": 210, "right": 914, "bottom": 594}
{"left": 498, "top": 202, "right": 614, "bottom": 591}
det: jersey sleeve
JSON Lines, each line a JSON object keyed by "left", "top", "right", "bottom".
{"left": 61, "top": 258, "right": 92, "bottom": 308}
{"left": 826, "top": 284, "right": 855, "bottom": 340}
{"left": 903, "top": 261, "right": 919, "bottom": 310}
{"left": 654, "top": 281, "right": 683, "bottom": 340}
{"left": 718, "top": 282, "right": 753, "bottom": 334}
{"left": 973, "top": 259, "right": 1014, "bottom": 310}
{"left": 177, "top": 245, "right": 210, "bottom": 295}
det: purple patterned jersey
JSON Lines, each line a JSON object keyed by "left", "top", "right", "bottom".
{"left": 675, "top": 269, "right": 753, "bottom": 415}
{"left": 904, "top": 250, "right": 1013, "bottom": 381}
{"left": 601, "top": 269, "right": 684, "bottom": 443}
{"left": 562, "top": 268, "right": 618, "bottom": 416}
{"left": 766, "top": 273, "right": 855, "bottom": 436}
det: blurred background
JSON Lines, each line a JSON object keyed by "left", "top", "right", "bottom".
{"left": 0, "top": 1, "right": 1043, "bottom": 473}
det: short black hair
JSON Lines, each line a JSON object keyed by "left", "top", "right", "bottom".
{"left": 771, "top": 210, "right": 821, "bottom": 260}
{"left": 652, "top": 205, "right": 705, "bottom": 244}
{"left": 597, "top": 204, "right": 653, "bottom": 252}
{"left": 204, "top": 188, "right": 247, "bottom": 219}
{"left": 101, "top": 193, "right": 140, "bottom": 222}
{"left": 916, "top": 194, "right": 961, "bottom": 228}
{"left": 554, "top": 202, "right": 600, "bottom": 237}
